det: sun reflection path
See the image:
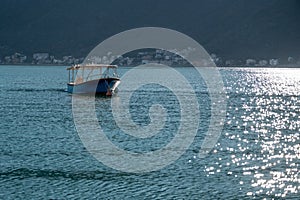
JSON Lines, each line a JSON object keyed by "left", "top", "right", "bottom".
{"left": 205, "top": 68, "right": 300, "bottom": 198}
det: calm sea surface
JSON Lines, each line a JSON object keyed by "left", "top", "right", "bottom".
{"left": 0, "top": 65, "right": 299, "bottom": 199}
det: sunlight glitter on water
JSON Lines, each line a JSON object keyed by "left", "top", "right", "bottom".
{"left": 208, "top": 68, "right": 300, "bottom": 198}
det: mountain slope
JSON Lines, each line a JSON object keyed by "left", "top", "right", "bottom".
{"left": 0, "top": 0, "right": 299, "bottom": 60}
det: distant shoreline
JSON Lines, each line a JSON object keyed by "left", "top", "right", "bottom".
{"left": 0, "top": 63, "right": 67, "bottom": 67}
{"left": 0, "top": 63, "right": 300, "bottom": 68}
{"left": 218, "top": 65, "right": 300, "bottom": 68}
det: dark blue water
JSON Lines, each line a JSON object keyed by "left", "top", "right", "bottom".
{"left": 0, "top": 65, "right": 299, "bottom": 199}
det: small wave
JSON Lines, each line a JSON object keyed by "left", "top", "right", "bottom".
{"left": 8, "top": 88, "right": 67, "bottom": 92}
{"left": 0, "top": 168, "right": 132, "bottom": 181}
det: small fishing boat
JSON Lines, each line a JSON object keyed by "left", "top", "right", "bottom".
{"left": 67, "top": 64, "right": 120, "bottom": 96}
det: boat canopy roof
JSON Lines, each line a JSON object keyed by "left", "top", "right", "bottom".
{"left": 67, "top": 64, "right": 118, "bottom": 70}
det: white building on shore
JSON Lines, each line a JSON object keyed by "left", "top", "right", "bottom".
{"left": 269, "top": 59, "right": 279, "bottom": 66}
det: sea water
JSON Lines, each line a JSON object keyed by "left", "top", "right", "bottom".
{"left": 0, "top": 65, "right": 299, "bottom": 199}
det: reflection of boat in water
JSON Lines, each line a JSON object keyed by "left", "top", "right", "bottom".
{"left": 67, "top": 64, "right": 120, "bottom": 96}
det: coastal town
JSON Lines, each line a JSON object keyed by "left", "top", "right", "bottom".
{"left": 1, "top": 50, "right": 300, "bottom": 67}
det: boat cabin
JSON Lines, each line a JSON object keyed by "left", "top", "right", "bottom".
{"left": 67, "top": 64, "right": 119, "bottom": 84}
